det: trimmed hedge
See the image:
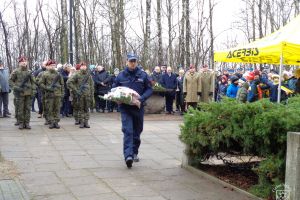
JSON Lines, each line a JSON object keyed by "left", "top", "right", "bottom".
{"left": 180, "top": 96, "right": 300, "bottom": 198}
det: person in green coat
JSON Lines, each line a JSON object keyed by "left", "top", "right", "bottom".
{"left": 67, "top": 62, "right": 94, "bottom": 128}
{"left": 40, "top": 60, "right": 64, "bottom": 129}
{"left": 9, "top": 57, "right": 35, "bottom": 129}
{"left": 236, "top": 79, "right": 249, "bottom": 103}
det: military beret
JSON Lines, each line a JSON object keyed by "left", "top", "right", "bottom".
{"left": 46, "top": 59, "right": 56, "bottom": 66}
{"left": 18, "top": 56, "right": 27, "bottom": 63}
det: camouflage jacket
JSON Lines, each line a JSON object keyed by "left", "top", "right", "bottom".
{"left": 67, "top": 70, "right": 94, "bottom": 97}
{"left": 40, "top": 69, "right": 64, "bottom": 97}
{"left": 9, "top": 67, "right": 35, "bottom": 96}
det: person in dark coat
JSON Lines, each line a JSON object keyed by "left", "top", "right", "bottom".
{"left": 294, "top": 68, "right": 300, "bottom": 94}
{"left": 32, "top": 62, "right": 47, "bottom": 118}
{"left": 0, "top": 59, "right": 11, "bottom": 118}
{"left": 151, "top": 66, "right": 162, "bottom": 84}
{"left": 176, "top": 69, "right": 185, "bottom": 114}
{"left": 107, "top": 68, "right": 119, "bottom": 112}
{"left": 247, "top": 75, "right": 260, "bottom": 102}
{"left": 31, "top": 63, "right": 40, "bottom": 113}
{"left": 217, "top": 75, "right": 228, "bottom": 102}
{"left": 60, "top": 64, "right": 71, "bottom": 117}
{"left": 113, "top": 53, "right": 153, "bottom": 168}
{"left": 94, "top": 65, "right": 110, "bottom": 112}
{"left": 161, "top": 66, "right": 177, "bottom": 114}
{"left": 269, "top": 74, "right": 288, "bottom": 103}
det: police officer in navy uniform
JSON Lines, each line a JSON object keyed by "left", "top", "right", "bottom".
{"left": 113, "top": 54, "right": 153, "bottom": 168}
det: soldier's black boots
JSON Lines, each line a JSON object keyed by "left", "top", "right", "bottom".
{"left": 79, "top": 121, "right": 85, "bottom": 128}
{"left": 24, "top": 123, "right": 31, "bottom": 129}
{"left": 49, "top": 123, "right": 55, "bottom": 129}
{"left": 79, "top": 121, "right": 90, "bottom": 128}
{"left": 75, "top": 120, "right": 80, "bottom": 125}
{"left": 15, "top": 121, "right": 20, "bottom": 126}
{"left": 54, "top": 123, "right": 60, "bottom": 129}
{"left": 84, "top": 121, "right": 90, "bottom": 128}
{"left": 18, "top": 123, "right": 24, "bottom": 130}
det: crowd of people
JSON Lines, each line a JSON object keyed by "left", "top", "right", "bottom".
{"left": 215, "top": 67, "right": 300, "bottom": 103}
{"left": 1, "top": 57, "right": 300, "bottom": 129}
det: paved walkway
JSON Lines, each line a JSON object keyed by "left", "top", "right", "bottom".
{"left": 0, "top": 103, "right": 254, "bottom": 200}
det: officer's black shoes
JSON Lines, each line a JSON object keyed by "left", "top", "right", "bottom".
{"left": 84, "top": 121, "right": 90, "bottom": 128}
{"left": 14, "top": 121, "right": 20, "bottom": 126}
{"left": 125, "top": 156, "right": 133, "bottom": 168}
{"left": 133, "top": 154, "right": 139, "bottom": 162}
{"left": 75, "top": 120, "right": 80, "bottom": 125}
{"left": 79, "top": 122, "right": 85, "bottom": 128}
{"left": 54, "top": 123, "right": 60, "bottom": 129}
{"left": 18, "top": 123, "right": 24, "bottom": 130}
{"left": 24, "top": 123, "right": 31, "bottom": 129}
{"left": 49, "top": 123, "right": 55, "bottom": 129}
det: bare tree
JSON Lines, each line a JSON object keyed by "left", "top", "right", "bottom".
{"left": 258, "top": 0, "right": 263, "bottom": 38}
{"left": 74, "top": 0, "right": 84, "bottom": 63}
{"left": 166, "top": 0, "right": 173, "bottom": 67}
{"left": 208, "top": 0, "right": 214, "bottom": 69}
{"left": 185, "top": 0, "right": 190, "bottom": 67}
{"left": 157, "top": 0, "right": 163, "bottom": 66}
{"left": 295, "top": 0, "right": 300, "bottom": 15}
{"left": 180, "top": 0, "right": 185, "bottom": 68}
{"left": 142, "top": 0, "right": 151, "bottom": 69}
{"left": 60, "top": 0, "right": 68, "bottom": 63}
{"left": 0, "top": 10, "right": 12, "bottom": 71}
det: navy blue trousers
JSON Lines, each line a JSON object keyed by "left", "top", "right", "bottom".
{"left": 165, "top": 92, "right": 175, "bottom": 112}
{"left": 120, "top": 107, "right": 144, "bottom": 160}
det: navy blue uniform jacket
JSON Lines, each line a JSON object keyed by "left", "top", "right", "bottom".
{"left": 112, "top": 67, "right": 153, "bottom": 109}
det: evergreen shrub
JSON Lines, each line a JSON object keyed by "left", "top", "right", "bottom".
{"left": 180, "top": 96, "right": 300, "bottom": 198}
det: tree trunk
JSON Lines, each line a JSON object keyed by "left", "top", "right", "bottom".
{"left": 209, "top": 0, "right": 214, "bottom": 69}
{"left": 142, "top": 0, "right": 151, "bottom": 70}
{"left": 0, "top": 11, "right": 12, "bottom": 71}
{"left": 180, "top": 0, "right": 185, "bottom": 69}
{"left": 74, "top": 0, "right": 83, "bottom": 63}
{"left": 119, "top": 0, "right": 126, "bottom": 67}
{"left": 157, "top": 0, "right": 163, "bottom": 66}
{"left": 295, "top": 0, "right": 300, "bottom": 15}
{"left": 110, "top": 0, "right": 121, "bottom": 68}
{"left": 60, "top": 0, "right": 68, "bottom": 63}
{"left": 39, "top": 2, "right": 55, "bottom": 59}
{"left": 251, "top": 0, "right": 256, "bottom": 41}
{"left": 166, "top": 0, "right": 173, "bottom": 68}
{"left": 258, "top": 0, "right": 263, "bottom": 38}
{"left": 185, "top": 0, "right": 190, "bottom": 68}
{"left": 115, "top": 0, "right": 122, "bottom": 68}
{"left": 24, "top": 0, "right": 31, "bottom": 67}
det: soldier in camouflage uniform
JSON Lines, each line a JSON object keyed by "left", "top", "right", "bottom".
{"left": 9, "top": 57, "right": 35, "bottom": 129}
{"left": 67, "top": 62, "right": 94, "bottom": 128}
{"left": 36, "top": 61, "right": 49, "bottom": 124}
{"left": 10, "top": 67, "right": 21, "bottom": 126}
{"left": 40, "top": 60, "right": 64, "bottom": 129}
{"left": 69, "top": 65, "right": 80, "bottom": 125}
